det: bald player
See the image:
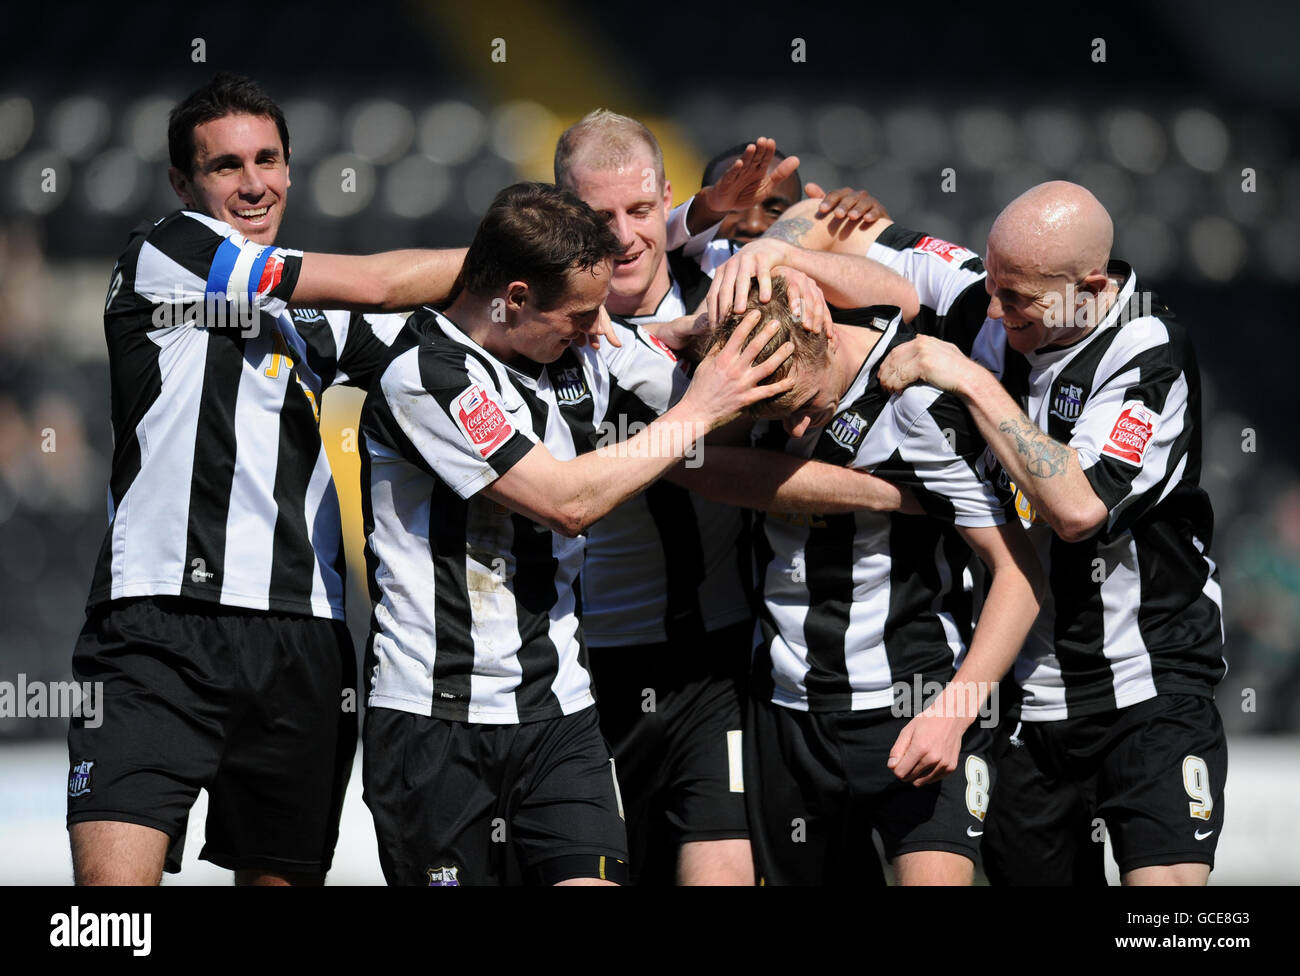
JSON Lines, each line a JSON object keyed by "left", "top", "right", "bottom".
{"left": 873, "top": 182, "right": 1227, "bottom": 886}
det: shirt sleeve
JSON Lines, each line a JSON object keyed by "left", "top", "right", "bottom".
{"left": 666, "top": 197, "right": 723, "bottom": 256}
{"left": 381, "top": 345, "right": 537, "bottom": 500}
{"left": 134, "top": 211, "right": 302, "bottom": 321}
{"left": 598, "top": 321, "right": 690, "bottom": 424}
{"left": 866, "top": 224, "right": 987, "bottom": 353}
{"left": 1070, "top": 345, "right": 1192, "bottom": 537}
{"left": 868, "top": 387, "right": 1005, "bottom": 528}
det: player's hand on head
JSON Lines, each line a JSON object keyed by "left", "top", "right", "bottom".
{"left": 685, "top": 309, "right": 795, "bottom": 426}
{"left": 774, "top": 267, "right": 830, "bottom": 336}
{"left": 804, "top": 183, "right": 890, "bottom": 224}
{"left": 703, "top": 137, "right": 802, "bottom": 215}
{"left": 707, "top": 238, "right": 793, "bottom": 325}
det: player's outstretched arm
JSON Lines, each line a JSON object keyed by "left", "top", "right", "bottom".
{"left": 887, "top": 519, "right": 1044, "bottom": 786}
{"left": 669, "top": 447, "right": 917, "bottom": 514}
{"left": 292, "top": 247, "right": 468, "bottom": 312}
{"left": 708, "top": 236, "right": 919, "bottom": 325}
{"left": 483, "top": 312, "right": 796, "bottom": 537}
{"left": 764, "top": 196, "right": 895, "bottom": 256}
{"left": 878, "top": 335, "right": 1110, "bottom": 542}
{"left": 685, "top": 137, "right": 802, "bottom": 235}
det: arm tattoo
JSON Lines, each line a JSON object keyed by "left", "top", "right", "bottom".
{"left": 765, "top": 216, "right": 812, "bottom": 246}
{"left": 997, "top": 412, "right": 1070, "bottom": 479}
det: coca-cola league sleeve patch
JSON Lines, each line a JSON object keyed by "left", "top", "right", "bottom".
{"left": 453, "top": 384, "right": 514, "bottom": 459}
{"left": 1099, "top": 400, "right": 1159, "bottom": 466}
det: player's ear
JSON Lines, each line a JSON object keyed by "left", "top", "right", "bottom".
{"left": 504, "top": 281, "right": 530, "bottom": 313}
{"left": 662, "top": 178, "right": 672, "bottom": 214}
{"left": 168, "top": 166, "right": 194, "bottom": 208}
{"left": 1080, "top": 269, "right": 1109, "bottom": 295}
{"left": 285, "top": 147, "right": 291, "bottom": 190}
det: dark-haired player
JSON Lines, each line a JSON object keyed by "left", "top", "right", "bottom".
{"left": 359, "top": 181, "right": 798, "bottom": 885}
{"left": 67, "top": 72, "right": 468, "bottom": 885}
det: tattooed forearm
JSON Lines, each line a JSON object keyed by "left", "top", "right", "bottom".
{"left": 765, "top": 216, "right": 812, "bottom": 246}
{"left": 997, "top": 412, "right": 1070, "bottom": 479}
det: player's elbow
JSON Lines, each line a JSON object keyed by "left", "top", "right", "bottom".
{"left": 547, "top": 502, "right": 593, "bottom": 539}
{"left": 1051, "top": 502, "right": 1109, "bottom": 544}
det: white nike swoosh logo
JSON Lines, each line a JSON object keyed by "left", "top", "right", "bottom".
{"left": 967, "top": 827, "right": 984, "bottom": 837}
{"left": 1194, "top": 829, "right": 1215, "bottom": 840}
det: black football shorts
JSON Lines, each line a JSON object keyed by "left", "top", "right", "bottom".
{"left": 66, "top": 596, "right": 357, "bottom": 875}
{"left": 982, "top": 692, "right": 1228, "bottom": 884}
{"left": 745, "top": 694, "right": 994, "bottom": 885}
{"left": 585, "top": 619, "right": 751, "bottom": 885}
{"left": 363, "top": 703, "right": 628, "bottom": 886}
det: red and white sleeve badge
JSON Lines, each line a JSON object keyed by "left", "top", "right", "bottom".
{"left": 914, "top": 236, "right": 978, "bottom": 265}
{"left": 454, "top": 384, "right": 514, "bottom": 459}
{"left": 1100, "top": 400, "right": 1158, "bottom": 466}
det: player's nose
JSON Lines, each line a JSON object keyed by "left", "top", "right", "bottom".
{"left": 737, "top": 206, "right": 767, "bottom": 236}
{"left": 239, "top": 163, "right": 268, "bottom": 198}
{"left": 986, "top": 293, "right": 1004, "bottom": 320}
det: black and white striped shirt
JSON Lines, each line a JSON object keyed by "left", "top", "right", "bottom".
{"left": 866, "top": 224, "right": 988, "bottom": 354}
{"left": 971, "top": 262, "right": 1225, "bottom": 720}
{"left": 361, "top": 308, "right": 684, "bottom": 723}
{"left": 753, "top": 312, "right": 1005, "bottom": 712}
{"left": 87, "top": 210, "right": 406, "bottom": 620}
{"left": 580, "top": 240, "right": 753, "bottom": 645}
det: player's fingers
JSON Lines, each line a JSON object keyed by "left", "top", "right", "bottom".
{"left": 749, "top": 340, "right": 794, "bottom": 380}
{"left": 769, "top": 153, "right": 800, "bottom": 186}
{"left": 756, "top": 256, "right": 774, "bottom": 305}
{"left": 724, "top": 309, "right": 765, "bottom": 356}
{"left": 804, "top": 181, "right": 825, "bottom": 200}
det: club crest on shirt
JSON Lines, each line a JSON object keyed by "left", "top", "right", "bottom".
{"left": 68, "top": 759, "right": 94, "bottom": 798}
{"left": 552, "top": 365, "right": 591, "bottom": 407}
{"left": 455, "top": 385, "right": 513, "bottom": 459}
{"left": 292, "top": 307, "right": 326, "bottom": 324}
{"left": 1049, "top": 382, "right": 1085, "bottom": 423}
{"left": 427, "top": 865, "right": 460, "bottom": 886}
{"left": 827, "top": 410, "right": 868, "bottom": 452}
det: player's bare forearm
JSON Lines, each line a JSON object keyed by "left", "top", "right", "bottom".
{"left": 765, "top": 198, "right": 895, "bottom": 255}
{"left": 294, "top": 248, "right": 467, "bottom": 312}
{"left": 960, "top": 369, "right": 1109, "bottom": 542}
{"left": 780, "top": 247, "right": 919, "bottom": 321}
{"left": 944, "top": 521, "right": 1044, "bottom": 721}
{"left": 486, "top": 406, "right": 717, "bottom": 538}
{"left": 686, "top": 191, "right": 727, "bottom": 235}
{"left": 889, "top": 520, "right": 1041, "bottom": 786}
{"left": 668, "top": 447, "right": 906, "bottom": 513}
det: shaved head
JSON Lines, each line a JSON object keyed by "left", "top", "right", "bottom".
{"left": 988, "top": 181, "right": 1113, "bottom": 282}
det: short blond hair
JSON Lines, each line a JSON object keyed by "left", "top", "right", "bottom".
{"left": 554, "top": 108, "right": 665, "bottom": 192}
{"left": 707, "top": 277, "right": 828, "bottom": 416}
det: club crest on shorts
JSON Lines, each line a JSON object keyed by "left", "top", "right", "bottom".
{"left": 827, "top": 410, "right": 868, "bottom": 453}
{"left": 68, "top": 759, "right": 94, "bottom": 798}
{"left": 427, "top": 865, "right": 460, "bottom": 886}
{"left": 551, "top": 365, "right": 591, "bottom": 407}
{"left": 1049, "top": 382, "right": 1085, "bottom": 423}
